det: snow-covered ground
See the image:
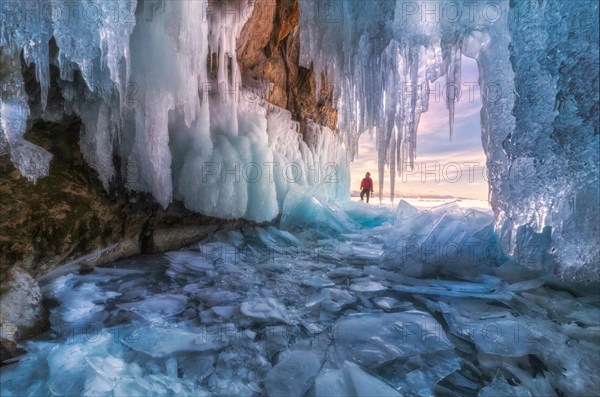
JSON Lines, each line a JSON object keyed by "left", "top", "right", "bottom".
{"left": 2, "top": 198, "right": 598, "bottom": 396}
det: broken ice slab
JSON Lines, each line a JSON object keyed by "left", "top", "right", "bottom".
{"left": 44, "top": 332, "right": 118, "bottom": 395}
{"left": 478, "top": 375, "right": 533, "bottom": 397}
{"left": 240, "top": 297, "right": 290, "bottom": 323}
{"left": 333, "top": 311, "right": 453, "bottom": 368}
{"left": 506, "top": 278, "right": 547, "bottom": 292}
{"left": 343, "top": 200, "right": 398, "bottom": 228}
{"left": 304, "top": 288, "right": 357, "bottom": 313}
{"left": 326, "top": 266, "right": 364, "bottom": 279}
{"left": 393, "top": 280, "right": 499, "bottom": 294}
{"left": 280, "top": 192, "right": 358, "bottom": 235}
{"left": 372, "top": 297, "right": 414, "bottom": 311}
{"left": 304, "top": 290, "right": 328, "bottom": 310}
{"left": 326, "top": 288, "right": 356, "bottom": 309}
{"left": 263, "top": 350, "right": 321, "bottom": 397}
{"left": 428, "top": 201, "right": 465, "bottom": 216}
{"left": 391, "top": 279, "right": 512, "bottom": 300}
{"left": 314, "top": 361, "right": 403, "bottom": 397}
{"left": 211, "top": 306, "right": 237, "bottom": 319}
{"left": 255, "top": 226, "right": 302, "bottom": 251}
{"left": 122, "top": 326, "right": 227, "bottom": 358}
{"left": 350, "top": 280, "right": 388, "bottom": 292}
{"left": 443, "top": 371, "right": 480, "bottom": 392}
{"left": 85, "top": 355, "right": 127, "bottom": 382}
{"left": 402, "top": 352, "right": 462, "bottom": 397}
{"left": 314, "top": 367, "right": 353, "bottom": 396}
{"left": 344, "top": 361, "right": 401, "bottom": 397}
{"left": 209, "top": 348, "right": 266, "bottom": 397}
{"left": 46, "top": 277, "right": 121, "bottom": 329}
{"left": 303, "top": 275, "right": 336, "bottom": 288}
{"left": 196, "top": 289, "right": 241, "bottom": 306}
{"left": 201, "top": 305, "right": 238, "bottom": 323}
{"left": 257, "top": 260, "right": 293, "bottom": 273}
{"left": 439, "top": 301, "right": 540, "bottom": 357}
{"left": 9, "top": 140, "right": 53, "bottom": 182}
{"left": 255, "top": 227, "right": 285, "bottom": 252}
{"left": 395, "top": 199, "right": 419, "bottom": 220}
{"left": 366, "top": 267, "right": 505, "bottom": 295}
{"left": 165, "top": 250, "right": 215, "bottom": 275}
{"left": 381, "top": 203, "right": 497, "bottom": 277}
{"left": 117, "top": 294, "right": 188, "bottom": 323}
{"left": 267, "top": 226, "right": 302, "bottom": 245}
{"left": 520, "top": 288, "right": 600, "bottom": 327}
{"left": 346, "top": 245, "right": 384, "bottom": 262}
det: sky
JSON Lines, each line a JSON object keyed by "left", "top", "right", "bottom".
{"left": 349, "top": 56, "right": 489, "bottom": 201}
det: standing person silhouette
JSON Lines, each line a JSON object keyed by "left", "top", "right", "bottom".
{"left": 360, "top": 172, "right": 374, "bottom": 203}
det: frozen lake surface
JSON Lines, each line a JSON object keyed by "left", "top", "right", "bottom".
{"left": 2, "top": 199, "right": 598, "bottom": 396}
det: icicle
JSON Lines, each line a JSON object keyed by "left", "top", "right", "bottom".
{"left": 389, "top": 128, "right": 397, "bottom": 203}
{"left": 445, "top": 43, "right": 462, "bottom": 141}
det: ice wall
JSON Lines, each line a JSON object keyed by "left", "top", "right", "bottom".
{"left": 502, "top": 0, "right": 599, "bottom": 280}
{"left": 298, "top": 0, "right": 599, "bottom": 278}
{"left": 0, "top": 0, "right": 349, "bottom": 222}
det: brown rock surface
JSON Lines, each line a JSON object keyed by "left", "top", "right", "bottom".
{"left": 0, "top": 119, "right": 253, "bottom": 277}
{"left": 237, "top": 0, "right": 338, "bottom": 130}
{"left": 0, "top": 266, "right": 47, "bottom": 361}
{"left": 0, "top": 119, "right": 145, "bottom": 277}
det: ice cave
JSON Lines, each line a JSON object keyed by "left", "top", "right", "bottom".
{"left": 0, "top": 0, "right": 598, "bottom": 396}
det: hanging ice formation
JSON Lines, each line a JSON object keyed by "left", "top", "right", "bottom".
{"left": 298, "top": 0, "right": 599, "bottom": 279}
{"left": 298, "top": 0, "right": 495, "bottom": 200}
{"left": 0, "top": 0, "right": 349, "bottom": 221}
{"left": 1, "top": 0, "right": 598, "bottom": 278}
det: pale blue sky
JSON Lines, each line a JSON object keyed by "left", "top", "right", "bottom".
{"left": 350, "top": 56, "right": 488, "bottom": 201}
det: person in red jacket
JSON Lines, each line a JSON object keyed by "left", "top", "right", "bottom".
{"left": 360, "top": 172, "right": 374, "bottom": 203}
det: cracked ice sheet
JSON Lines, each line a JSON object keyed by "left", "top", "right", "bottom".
{"left": 2, "top": 200, "right": 599, "bottom": 396}
{"left": 333, "top": 311, "right": 454, "bottom": 368}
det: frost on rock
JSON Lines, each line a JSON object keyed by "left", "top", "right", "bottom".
{"left": 500, "top": 0, "right": 600, "bottom": 279}
{"left": 8, "top": 140, "right": 53, "bottom": 182}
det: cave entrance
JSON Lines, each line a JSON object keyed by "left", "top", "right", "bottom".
{"left": 350, "top": 55, "right": 489, "bottom": 208}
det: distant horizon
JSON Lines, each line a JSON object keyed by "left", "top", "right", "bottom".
{"left": 349, "top": 190, "right": 489, "bottom": 202}
{"left": 349, "top": 56, "right": 489, "bottom": 202}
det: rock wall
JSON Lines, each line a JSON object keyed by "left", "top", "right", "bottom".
{"left": 0, "top": 266, "right": 47, "bottom": 361}
{"left": 237, "top": 0, "right": 338, "bottom": 130}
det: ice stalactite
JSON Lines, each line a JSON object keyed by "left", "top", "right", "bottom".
{"left": 299, "top": 0, "right": 599, "bottom": 278}
{"left": 299, "top": 0, "right": 473, "bottom": 202}
{"left": 0, "top": 42, "right": 53, "bottom": 182}
{"left": 1, "top": 0, "right": 349, "bottom": 221}
{"left": 443, "top": 38, "right": 462, "bottom": 141}
{"left": 1, "top": 0, "right": 137, "bottom": 186}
